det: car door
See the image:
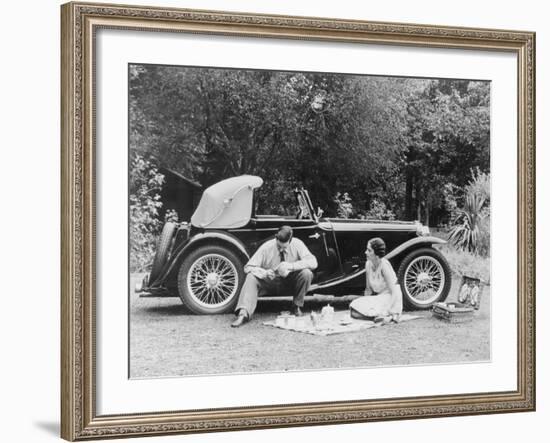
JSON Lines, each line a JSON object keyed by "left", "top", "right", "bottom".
{"left": 292, "top": 223, "right": 343, "bottom": 284}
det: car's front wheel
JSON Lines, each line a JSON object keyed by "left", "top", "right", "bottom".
{"left": 177, "top": 245, "right": 244, "bottom": 314}
{"left": 397, "top": 247, "right": 452, "bottom": 310}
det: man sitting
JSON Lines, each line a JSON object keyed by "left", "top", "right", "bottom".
{"left": 231, "top": 225, "right": 318, "bottom": 327}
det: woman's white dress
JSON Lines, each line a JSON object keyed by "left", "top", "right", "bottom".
{"left": 349, "top": 258, "right": 403, "bottom": 319}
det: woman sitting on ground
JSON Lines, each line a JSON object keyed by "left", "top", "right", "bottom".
{"left": 349, "top": 237, "right": 402, "bottom": 323}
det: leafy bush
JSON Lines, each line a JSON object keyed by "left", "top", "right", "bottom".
{"left": 476, "top": 211, "right": 491, "bottom": 257}
{"left": 333, "top": 192, "right": 354, "bottom": 218}
{"left": 465, "top": 167, "right": 490, "bottom": 203}
{"left": 441, "top": 183, "right": 461, "bottom": 227}
{"left": 130, "top": 154, "right": 165, "bottom": 272}
{"left": 364, "top": 199, "right": 395, "bottom": 221}
{"left": 164, "top": 209, "right": 179, "bottom": 223}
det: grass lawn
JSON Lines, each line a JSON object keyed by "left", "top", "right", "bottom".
{"left": 130, "top": 273, "right": 490, "bottom": 378}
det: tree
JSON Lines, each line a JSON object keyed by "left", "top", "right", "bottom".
{"left": 129, "top": 66, "right": 489, "bottom": 224}
{"left": 402, "top": 79, "right": 490, "bottom": 224}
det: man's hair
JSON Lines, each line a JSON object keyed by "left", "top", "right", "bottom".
{"left": 275, "top": 225, "right": 293, "bottom": 243}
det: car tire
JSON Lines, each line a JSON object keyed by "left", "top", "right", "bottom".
{"left": 149, "top": 222, "right": 177, "bottom": 283}
{"left": 397, "top": 247, "right": 452, "bottom": 310}
{"left": 177, "top": 245, "right": 245, "bottom": 314}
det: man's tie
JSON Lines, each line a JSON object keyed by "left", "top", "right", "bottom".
{"left": 279, "top": 249, "right": 285, "bottom": 264}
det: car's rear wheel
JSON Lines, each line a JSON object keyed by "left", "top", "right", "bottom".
{"left": 397, "top": 247, "right": 452, "bottom": 310}
{"left": 177, "top": 245, "right": 244, "bottom": 314}
{"left": 149, "top": 222, "right": 177, "bottom": 283}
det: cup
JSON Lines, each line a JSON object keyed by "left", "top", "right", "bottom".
{"left": 287, "top": 315, "right": 296, "bottom": 328}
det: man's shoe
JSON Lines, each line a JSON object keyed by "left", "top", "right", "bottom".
{"left": 292, "top": 306, "right": 304, "bottom": 317}
{"left": 231, "top": 314, "right": 248, "bottom": 328}
{"left": 374, "top": 315, "right": 391, "bottom": 325}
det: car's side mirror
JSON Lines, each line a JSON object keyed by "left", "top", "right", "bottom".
{"left": 317, "top": 207, "right": 324, "bottom": 219}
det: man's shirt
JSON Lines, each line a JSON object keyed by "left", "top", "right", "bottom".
{"left": 244, "top": 238, "right": 318, "bottom": 273}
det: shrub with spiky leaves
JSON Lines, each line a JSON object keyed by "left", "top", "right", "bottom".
{"left": 448, "top": 192, "right": 487, "bottom": 255}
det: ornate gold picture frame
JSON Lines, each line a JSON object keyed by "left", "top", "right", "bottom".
{"left": 61, "top": 1, "right": 535, "bottom": 440}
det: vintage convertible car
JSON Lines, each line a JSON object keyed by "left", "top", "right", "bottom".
{"left": 136, "top": 175, "right": 452, "bottom": 314}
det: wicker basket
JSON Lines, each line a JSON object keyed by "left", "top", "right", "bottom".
{"left": 432, "top": 302, "right": 475, "bottom": 323}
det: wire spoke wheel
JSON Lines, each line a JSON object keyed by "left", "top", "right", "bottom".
{"left": 178, "top": 245, "right": 244, "bottom": 314}
{"left": 398, "top": 248, "right": 451, "bottom": 310}
{"left": 186, "top": 253, "right": 238, "bottom": 309}
{"left": 404, "top": 256, "right": 445, "bottom": 305}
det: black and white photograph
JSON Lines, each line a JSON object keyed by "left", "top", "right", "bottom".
{"left": 129, "top": 64, "right": 491, "bottom": 378}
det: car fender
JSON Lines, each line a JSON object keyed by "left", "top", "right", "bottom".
{"left": 385, "top": 236, "right": 447, "bottom": 261}
{"left": 185, "top": 231, "right": 250, "bottom": 258}
{"left": 159, "top": 231, "right": 251, "bottom": 283}
{"left": 310, "top": 237, "right": 445, "bottom": 291}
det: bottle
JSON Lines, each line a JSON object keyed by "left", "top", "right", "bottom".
{"left": 321, "top": 304, "right": 334, "bottom": 324}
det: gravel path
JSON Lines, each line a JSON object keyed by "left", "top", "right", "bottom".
{"left": 130, "top": 274, "right": 490, "bottom": 378}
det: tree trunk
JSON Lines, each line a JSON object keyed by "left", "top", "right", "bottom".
{"left": 424, "top": 190, "right": 431, "bottom": 226}
{"left": 425, "top": 202, "right": 430, "bottom": 226}
{"left": 415, "top": 182, "right": 422, "bottom": 222}
{"left": 405, "top": 171, "right": 413, "bottom": 220}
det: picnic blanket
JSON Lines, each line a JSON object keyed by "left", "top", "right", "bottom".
{"left": 263, "top": 310, "right": 421, "bottom": 336}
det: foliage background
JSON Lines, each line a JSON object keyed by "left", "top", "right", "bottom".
{"left": 129, "top": 65, "right": 491, "bottom": 270}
